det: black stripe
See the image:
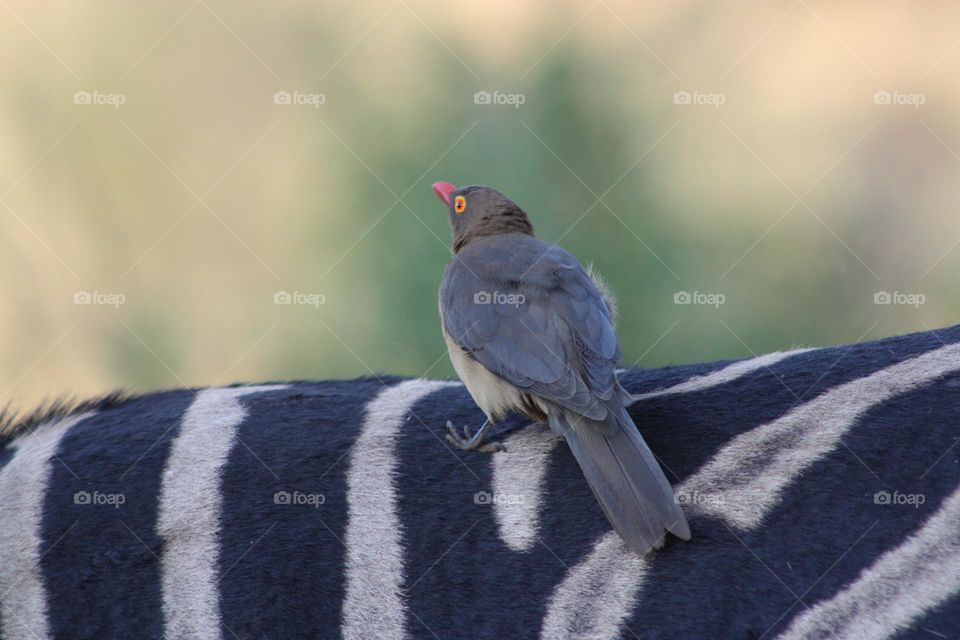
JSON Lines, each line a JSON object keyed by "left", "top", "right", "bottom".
{"left": 218, "top": 378, "right": 398, "bottom": 639}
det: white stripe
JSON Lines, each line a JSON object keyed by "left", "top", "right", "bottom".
{"left": 157, "top": 385, "right": 286, "bottom": 640}
{"left": 0, "top": 412, "right": 93, "bottom": 640}
{"left": 777, "top": 484, "right": 960, "bottom": 640}
{"left": 682, "top": 342, "right": 960, "bottom": 529}
{"left": 540, "top": 532, "right": 648, "bottom": 640}
{"left": 631, "top": 349, "right": 810, "bottom": 402}
{"left": 491, "top": 425, "right": 562, "bottom": 551}
{"left": 342, "top": 379, "right": 457, "bottom": 640}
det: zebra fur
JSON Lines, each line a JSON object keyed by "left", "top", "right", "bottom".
{"left": 1, "top": 325, "right": 959, "bottom": 639}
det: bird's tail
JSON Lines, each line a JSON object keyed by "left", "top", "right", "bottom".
{"left": 550, "top": 409, "right": 690, "bottom": 555}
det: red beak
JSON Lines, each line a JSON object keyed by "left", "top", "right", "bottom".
{"left": 431, "top": 181, "right": 456, "bottom": 207}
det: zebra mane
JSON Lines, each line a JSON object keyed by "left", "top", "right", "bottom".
{"left": 0, "top": 391, "right": 130, "bottom": 449}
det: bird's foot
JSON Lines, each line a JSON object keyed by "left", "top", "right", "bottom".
{"left": 445, "top": 420, "right": 505, "bottom": 453}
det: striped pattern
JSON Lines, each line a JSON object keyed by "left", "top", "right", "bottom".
{"left": 540, "top": 532, "right": 647, "bottom": 640}
{"left": 491, "top": 425, "right": 562, "bottom": 552}
{"left": 342, "top": 379, "right": 458, "bottom": 640}
{"left": 630, "top": 347, "right": 810, "bottom": 401}
{"left": 680, "top": 341, "right": 960, "bottom": 529}
{"left": 0, "top": 325, "right": 958, "bottom": 639}
{"left": 778, "top": 483, "right": 960, "bottom": 640}
{"left": 158, "top": 386, "right": 287, "bottom": 640}
{"left": 0, "top": 413, "right": 93, "bottom": 640}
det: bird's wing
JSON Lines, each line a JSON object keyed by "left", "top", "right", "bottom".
{"left": 441, "top": 240, "right": 622, "bottom": 420}
{"left": 443, "top": 238, "right": 691, "bottom": 554}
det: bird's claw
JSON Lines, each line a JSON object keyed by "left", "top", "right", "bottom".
{"left": 445, "top": 420, "right": 505, "bottom": 453}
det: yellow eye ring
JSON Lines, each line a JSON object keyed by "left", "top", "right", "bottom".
{"left": 454, "top": 195, "right": 467, "bottom": 214}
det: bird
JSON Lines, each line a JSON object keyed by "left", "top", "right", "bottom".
{"left": 431, "top": 181, "right": 690, "bottom": 555}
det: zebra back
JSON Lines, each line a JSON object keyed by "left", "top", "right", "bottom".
{"left": 1, "top": 325, "right": 959, "bottom": 639}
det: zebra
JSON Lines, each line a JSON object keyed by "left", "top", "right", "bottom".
{"left": 1, "top": 324, "right": 959, "bottom": 640}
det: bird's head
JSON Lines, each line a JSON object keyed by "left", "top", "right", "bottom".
{"left": 431, "top": 182, "right": 534, "bottom": 252}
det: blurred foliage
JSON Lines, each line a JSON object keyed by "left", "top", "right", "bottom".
{"left": 1, "top": 1, "right": 959, "bottom": 408}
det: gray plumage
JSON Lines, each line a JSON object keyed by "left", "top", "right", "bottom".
{"left": 435, "top": 183, "right": 690, "bottom": 554}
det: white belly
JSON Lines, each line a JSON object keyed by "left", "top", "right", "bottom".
{"left": 443, "top": 329, "right": 526, "bottom": 422}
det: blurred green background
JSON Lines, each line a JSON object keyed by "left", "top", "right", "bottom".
{"left": 1, "top": 1, "right": 958, "bottom": 409}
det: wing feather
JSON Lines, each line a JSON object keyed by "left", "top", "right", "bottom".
{"left": 441, "top": 236, "right": 620, "bottom": 418}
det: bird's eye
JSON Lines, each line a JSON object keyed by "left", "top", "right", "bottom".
{"left": 454, "top": 195, "right": 467, "bottom": 214}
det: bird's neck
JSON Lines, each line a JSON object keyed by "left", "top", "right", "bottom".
{"left": 453, "top": 212, "right": 534, "bottom": 253}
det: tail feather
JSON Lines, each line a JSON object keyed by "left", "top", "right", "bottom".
{"left": 552, "top": 411, "right": 690, "bottom": 554}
